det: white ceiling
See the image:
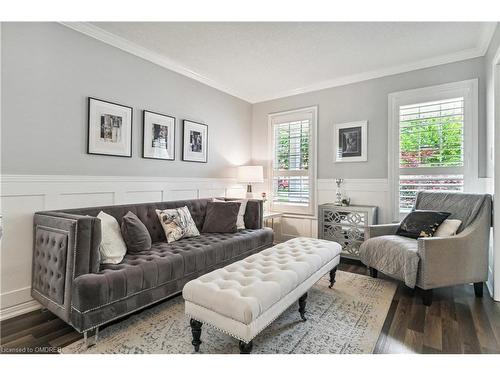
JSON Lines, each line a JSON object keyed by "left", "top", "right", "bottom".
{"left": 71, "top": 22, "right": 497, "bottom": 103}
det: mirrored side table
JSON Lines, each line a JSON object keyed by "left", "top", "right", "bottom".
{"left": 318, "top": 204, "right": 378, "bottom": 260}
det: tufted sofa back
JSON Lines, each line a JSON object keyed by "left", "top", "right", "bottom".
{"left": 61, "top": 199, "right": 210, "bottom": 243}
{"left": 47, "top": 198, "right": 263, "bottom": 244}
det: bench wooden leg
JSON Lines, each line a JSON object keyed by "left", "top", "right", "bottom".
{"left": 329, "top": 266, "right": 337, "bottom": 288}
{"left": 421, "top": 289, "right": 433, "bottom": 306}
{"left": 298, "top": 292, "right": 308, "bottom": 321}
{"left": 239, "top": 340, "right": 253, "bottom": 354}
{"left": 190, "top": 319, "right": 203, "bottom": 352}
{"left": 474, "top": 282, "right": 483, "bottom": 297}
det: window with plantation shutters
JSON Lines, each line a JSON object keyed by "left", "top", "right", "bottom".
{"left": 389, "top": 79, "right": 478, "bottom": 220}
{"left": 399, "top": 97, "right": 465, "bottom": 211}
{"left": 269, "top": 107, "right": 317, "bottom": 215}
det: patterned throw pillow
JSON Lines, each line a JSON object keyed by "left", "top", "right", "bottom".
{"left": 156, "top": 206, "right": 200, "bottom": 243}
{"left": 396, "top": 210, "right": 451, "bottom": 239}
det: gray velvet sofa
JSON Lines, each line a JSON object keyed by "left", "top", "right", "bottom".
{"left": 31, "top": 198, "right": 273, "bottom": 334}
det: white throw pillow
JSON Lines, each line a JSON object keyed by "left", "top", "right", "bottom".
{"left": 434, "top": 219, "right": 462, "bottom": 237}
{"left": 97, "top": 211, "right": 127, "bottom": 264}
{"left": 213, "top": 198, "right": 247, "bottom": 230}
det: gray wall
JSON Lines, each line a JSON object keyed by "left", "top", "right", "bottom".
{"left": 1, "top": 23, "right": 252, "bottom": 178}
{"left": 252, "top": 57, "right": 487, "bottom": 179}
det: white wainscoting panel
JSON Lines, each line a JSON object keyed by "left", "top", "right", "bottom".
{"left": 59, "top": 192, "right": 115, "bottom": 209}
{"left": 0, "top": 174, "right": 244, "bottom": 320}
{"left": 166, "top": 189, "right": 199, "bottom": 201}
{"left": 199, "top": 189, "right": 226, "bottom": 199}
{"left": 317, "top": 179, "right": 391, "bottom": 224}
{"left": 280, "top": 216, "right": 318, "bottom": 243}
{"left": 123, "top": 190, "right": 164, "bottom": 205}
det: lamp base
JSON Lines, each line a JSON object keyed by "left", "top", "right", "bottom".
{"left": 246, "top": 184, "right": 253, "bottom": 199}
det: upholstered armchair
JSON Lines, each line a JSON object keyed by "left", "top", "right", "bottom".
{"left": 359, "top": 191, "right": 492, "bottom": 306}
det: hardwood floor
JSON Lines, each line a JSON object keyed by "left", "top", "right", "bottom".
{"left": 1, "top": 260, "right": 499, "bottom": 354}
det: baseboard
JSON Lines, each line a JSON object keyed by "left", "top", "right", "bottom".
{"left": 0, "top": 299, "right": 41, "bottom": 322}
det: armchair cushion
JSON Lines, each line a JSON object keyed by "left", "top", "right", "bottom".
{"left": 359, "top": 235, "right": 420, "bottom": 288}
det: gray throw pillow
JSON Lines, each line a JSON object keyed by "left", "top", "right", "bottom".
{"left": 121, "top": 211, "right": 152, "bottom": 253}
{"left": 202, "top": 201, "right": 241, "bottom": 233}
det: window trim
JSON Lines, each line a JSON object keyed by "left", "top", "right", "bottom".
{"left": 388, "top": 79, "right": 479, "bottom": 222}
{"left": 267, "top": 106, "right": 318, "bottom": 216}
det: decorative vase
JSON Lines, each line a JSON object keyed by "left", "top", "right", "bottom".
{"left": 334, "top": 178, "right": 350, "bottom": 206}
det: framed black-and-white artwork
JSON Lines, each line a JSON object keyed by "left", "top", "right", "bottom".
{"left": 142, "top": 110, "right": 175, "bottom": 160}
{"left": 334, "top": 121, "right": 368, "bottom": 162}
{"left": 182, "top": 120, "right": 208, "bottom": 163}
{"left": 87, "top": 97, "right": 133, "bottom": 157}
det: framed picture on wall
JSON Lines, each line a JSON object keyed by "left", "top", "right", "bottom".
{"left": 182, "top": 120, "right": 208, "bottom": 163}
{"left": 142, "top": 110, "right": 176, "bottom": 160}
{"left": 87, "top": 97, "right": 133, "bottom": 157}
{"left": 333, "top": 120, "right": 368, "bottom": 162}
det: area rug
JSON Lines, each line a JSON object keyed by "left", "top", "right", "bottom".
{"left": 62, "top": 271, "right": 396, "bottom": 354}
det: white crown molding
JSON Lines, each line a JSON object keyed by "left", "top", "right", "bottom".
{"left": 255, "top": 47, "right": 488, "bottom": 103}
{"left": 60, "top": 22, "right": 497, "bottom": 104}
{"left": 59, "top": 22, "right": 255, "bottom": 103}
{"left": 478, "top": 22, "right": 498, "bottom": 56}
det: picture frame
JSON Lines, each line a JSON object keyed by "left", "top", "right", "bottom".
{"left": 333, "top": 120, "right": 368, "bottom": 162}
{"left": 182, "top": 120, "right": 208, "bottom": 163}
{"left": 87, "top": 97, "right": 133, "bottom": 157}
{"left": 142, "top": 110, "right": 176, "bottom": 160}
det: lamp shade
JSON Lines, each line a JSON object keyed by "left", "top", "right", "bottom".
{"left": 237, "top": 165, "right": 264, "bottom": 183}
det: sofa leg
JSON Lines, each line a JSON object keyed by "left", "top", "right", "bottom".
{"left": 422, "top": 289, "right": 433, "bottom": 306}
{"left": 83, "top": 327, "right": 99, "bottom": 348}
{"left": 329, "top": 266, "right": 337, "bottom": 288}
{"left": 190, "top": 319, "right": 203, "bottom": 352}
{"left": 298, "top": 292, "right": 308, "bottom": 321}
{"left": 239, "top": 340, "right": 253, "bottom": 354}
{"left": 369, "top": 267, "right": 378, "bottom": 278}
{"left": 474, "top": 282, "right": 483, "bottom": 298}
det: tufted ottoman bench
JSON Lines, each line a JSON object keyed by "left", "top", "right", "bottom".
{"left": 182, "top": 237, "right": 342, "bottom": 353}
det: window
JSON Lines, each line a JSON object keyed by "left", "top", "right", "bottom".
{"left": 399, "top": 98, "right": 465, "bottom": 211}
{"left": 389, "top": 80, "right": 478, "bottom": 221}
{"left": 269, "top": 107, "right": 317, "bottom": 215}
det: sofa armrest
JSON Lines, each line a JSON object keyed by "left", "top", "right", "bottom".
{"left": 32, "top": 211, "right": 101, "bottom": 323}
{"left": 417, "top": 215, "right": 490, "bottom": 289}
{"left": 365, "top": 223, "right": 400, "bottom": 239}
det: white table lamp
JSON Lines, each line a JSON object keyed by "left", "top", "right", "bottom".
{"left": 237, "top": 166, "right": 264, "bottom": 198}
